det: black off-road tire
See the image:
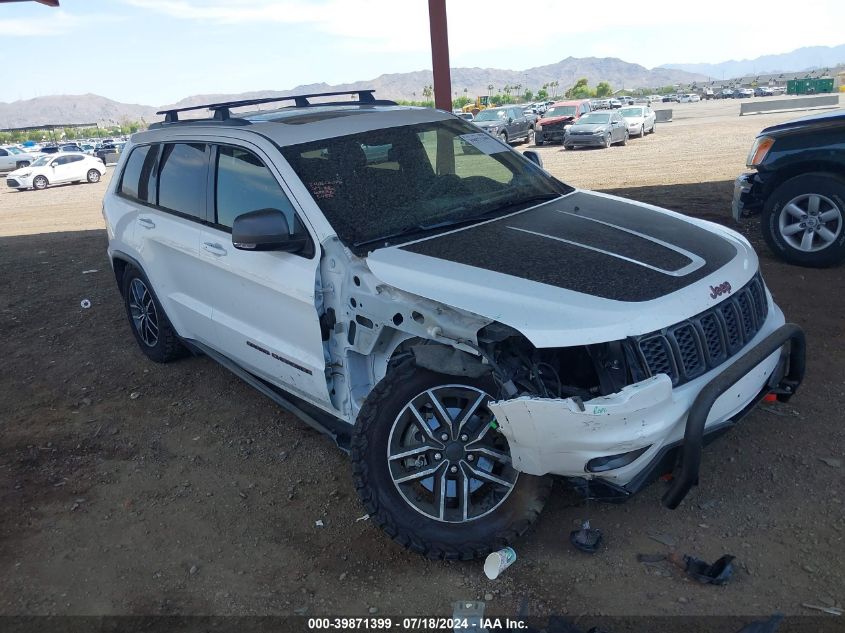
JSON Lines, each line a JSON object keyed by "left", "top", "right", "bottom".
{"left": 761, "top": 172, "right": 845, "bottom": 268}
{"left": 351, "top": 360, "right": 552, "bottom": 560}
{"left": 121, "top": 266, "right": 186, "bottom": 363}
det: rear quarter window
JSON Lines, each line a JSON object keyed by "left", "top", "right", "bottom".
{"left": 119, "top": 144, "right": 160, "bottom": 205}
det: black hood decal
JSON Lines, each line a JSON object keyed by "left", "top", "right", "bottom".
{"left": 400, "top": 191, "right": 737, "bottom": 302}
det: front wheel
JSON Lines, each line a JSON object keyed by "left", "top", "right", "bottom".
{"left": 86, "top": 169, "right": 101, "bottom": 183}
{"left": 351, "top": 360, "right": 551, "bottom": 560}
{"left": 498, "top": 131, "right": 509, "bottom": 145}
{"left": 761, "top": 173, "right": 845, "bottom": 267}
{"left": 603, "top": 134, "right": 611, "bottom": 149}
{"left": 638, "top": 124, "right": 645, "bottom": 138}
{"left": 524, "top": 128, "right": 534, "bottom": 145}
{"left": 32, "top": 175, "right": 48, "bottom": 190}
{"left": 619, "top": 131, "right": 629, "bottom": 146}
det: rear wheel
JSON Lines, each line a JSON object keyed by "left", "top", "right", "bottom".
{"left": 86, "top": 169, "right": 101, "bottom": 183}
{"left": 351, "top": 360, "right": 551, "bottom": 560}
{"left": 32, "top": 175, "right": 48, "bottom": 190}
{"left": 15, "top": 161, "right": 30, "bottom": 169}
{"left": 761, "top": 173, "right": 845, "bottom": 267}
{"left": 121, "top": 266, "right": 186, "bottom": 363}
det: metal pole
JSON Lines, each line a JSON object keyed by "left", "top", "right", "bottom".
{"left": 428, "top": 0, "right": 453, "bottom": 112}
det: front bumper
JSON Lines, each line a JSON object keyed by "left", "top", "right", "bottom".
{"left": 565, "top": 134, "right": 606, "bottom": 147}
{"left": 6, "top": 176, "right": 31, "bottom": 188}
{"left": 537, "top": 128, "right": 567, "bottom": 142}
{"left": 731, "top": 172, "right": 760, "bottom": 221}
{"left": 489, "top": 309, "right": 805, "bottom": 508}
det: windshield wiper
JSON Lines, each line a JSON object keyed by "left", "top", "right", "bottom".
{"left": 353, "top": 216, "right": 469, "bottom": 248}
{"left": 353, "top": 193, "right": 561, "bottom": 249}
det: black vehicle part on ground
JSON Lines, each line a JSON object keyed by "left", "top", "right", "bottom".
{"left": 683, "top": 553, "right": 736, "bottom": 584}
{"left": 662, "top": 323, "right": 805, "bottom": 509}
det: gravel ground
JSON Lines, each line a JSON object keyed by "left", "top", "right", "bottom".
{"left": 1, "top": 98, "right": 843, "bottom": 622}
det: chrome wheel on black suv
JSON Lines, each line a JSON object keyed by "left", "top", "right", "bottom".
{"left": 352, "top": 360, "right": 551, "bottom": 560}
{"left": 762, "top": 173, "right": 845, "bottom": 267}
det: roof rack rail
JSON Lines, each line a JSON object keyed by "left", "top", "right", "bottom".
{"left": 155, "top": 89, "right": 395, "bottom": 123}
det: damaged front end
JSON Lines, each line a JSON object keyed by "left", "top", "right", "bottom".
{"left": 487, "top": 322, "right": 805, "bottom": 508}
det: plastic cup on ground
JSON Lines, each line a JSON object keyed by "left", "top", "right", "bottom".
{"left": 484, "top": 547, "right": 516, "bottom": 579}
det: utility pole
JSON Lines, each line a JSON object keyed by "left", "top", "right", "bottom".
{"left": 427, "top": 0, "right": 453, "bottom": 111}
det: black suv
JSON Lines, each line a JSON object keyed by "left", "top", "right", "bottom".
{"left": 733, "top": 109, "right": 845, "bottom": 267}
{"left": 470, "top": 106, "right": 534, "bottom": 145}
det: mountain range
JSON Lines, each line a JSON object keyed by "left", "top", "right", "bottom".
{"left": 1, "top": 56, "right": 705, "bottom": 129}
{"left": 660, "top": 44, "right": 845, "bottom": 79}
{"left": 2, "top": 44, "right": 842, "bottom": 129}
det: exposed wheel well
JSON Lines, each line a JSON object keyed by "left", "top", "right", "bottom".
{"left": 763, "top": 163, "right": 845, "bottom": 197}
{"left": 112, "top": 257, "right": 129, "bottom": 296}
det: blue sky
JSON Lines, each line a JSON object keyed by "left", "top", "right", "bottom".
{"left": 1, "top": 0, "right": 843, "bottom": 106}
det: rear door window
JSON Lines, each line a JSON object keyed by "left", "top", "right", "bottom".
{"left": 157, "top": 143, "right": 209, "bottom": 220}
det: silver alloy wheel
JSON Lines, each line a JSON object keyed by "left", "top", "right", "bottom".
{"left": 778, "top": 192, "right": 843, "bottom": 252}
{"left": 128, "top": 278, "right": 159, "bottom": 347}
{"left": 87, "top": 169, "right": 100, "bottom": 183}
{"left": 33, "top": 175, "right": 48, "bottom": 190}
{"left": 387, "top": 385, "right": 518, "bottom": 523}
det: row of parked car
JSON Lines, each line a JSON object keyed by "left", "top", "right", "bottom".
{"left": 1, "top": 139, "right": 121, "bottom": 191}
{"left": 457, "top": 98, "right": 657, "bottom": 150}
{"left": 0, "top": 138, "right": 128, "bottom": 174}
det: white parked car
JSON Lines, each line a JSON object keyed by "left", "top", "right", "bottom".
{"left": 680, "top": 94, "right": 701, "bottom": 103}
{"left": 0, "top": 145, "right": 39, "bottom": 172}
{"left": 102, "top": 90, "right": 804, "bottom": 560}
{"left": 5, "top": 152, "right": 105, "bottom": 190}
{"left": 619, "top": 105, "right": 656, "bottom": 137}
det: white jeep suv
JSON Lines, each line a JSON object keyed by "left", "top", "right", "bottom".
{"left": 103, "top": 90, "right": 805, "bottom": 560}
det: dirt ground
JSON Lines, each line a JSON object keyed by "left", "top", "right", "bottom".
{"left": 1, "top": 98, "right": 844, "bottom": 624}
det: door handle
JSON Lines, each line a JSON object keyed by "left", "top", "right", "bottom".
{"left": 202, "top": 241, "right": 227, "bottom": 256}
{"left": 138, "top": 217, "right": 155, "bottom": 229}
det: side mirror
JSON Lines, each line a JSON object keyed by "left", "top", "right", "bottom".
{"left": 508, "top": 117, "right": 514, "bottom": 124}
{"left": 232, "top": 209, "right": 307, "bottom": 253}
{"left": 523, "top": 150, "right": 543, "bottom": 169}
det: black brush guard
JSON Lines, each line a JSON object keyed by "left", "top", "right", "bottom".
{"left": 662, "top": 323, "right": 805, "bottom": 509}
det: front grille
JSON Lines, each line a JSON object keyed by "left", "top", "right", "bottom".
{"left": 633, "top": 274, "right": 769, "bottom": 386}
{"left": 6, "top": 179, "right": 20, "bottom": 188}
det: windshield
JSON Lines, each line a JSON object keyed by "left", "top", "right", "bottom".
{"left": 620, "top": 107, "right": 644, "bottom": 117}
{"left": 30, "top": 156, "right": 52, "bottom": 167}
{"left": 545, "top": 106, "right": 577, "bottom": 117}
{"left": 6, "top": 147, "right": 22, "bottom": 155}
{"left": 473, "top": 109, "right": 507, "bottom": 122}
{"left": 281, "top": 119, "right": 572, "bottom": 253}
{"left": 577, "top": 113, "right": 610, "bottom": 125}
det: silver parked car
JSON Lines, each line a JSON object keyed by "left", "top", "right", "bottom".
{"left": 564, "top": 111, "right": 629, "bottom": 149}
{"left": 619, "top": 105, "right": 656, "bottom": 137}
